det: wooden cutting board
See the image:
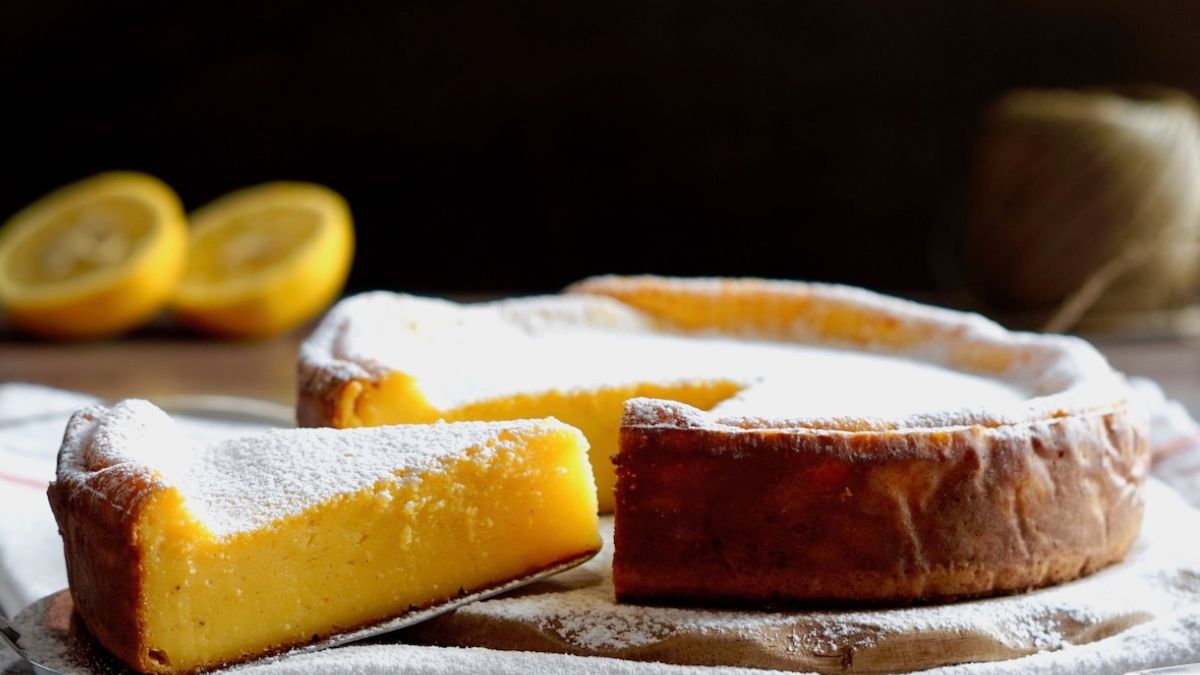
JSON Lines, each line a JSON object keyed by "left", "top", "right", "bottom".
{"left": 405, "top": 481, "right": 1200, "bottom": 673}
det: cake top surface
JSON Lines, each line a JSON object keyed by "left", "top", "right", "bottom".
{"left": 305, "top": 294, "right": 1027, "bottom": 413}
{"left": 301, "top": 278, "right": 1129, "bottom": 431}
{"left": 54, "top": 400, "right": 564, "bottom": 537}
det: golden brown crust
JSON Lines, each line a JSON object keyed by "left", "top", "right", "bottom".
{"left": 295, "top": 361, "right": 361, "bottom": 429}
{"left": 47, "top": 471, "right": 158, "bottom": 671}
{"left": 565, "top": 275, "right": 1015, "bottom": 364}
{"left": 613, "top": 400, "right": 1148, "bottom": 605}
{"left": 295, "top": 374, "right": 343, "bottom": 428}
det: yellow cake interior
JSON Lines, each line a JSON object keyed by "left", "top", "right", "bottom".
{"left": 50, "top": 402, "right": 600, "bottom": 673}
{"left": 337, "top": 375, "right": 742, "bottom": 507}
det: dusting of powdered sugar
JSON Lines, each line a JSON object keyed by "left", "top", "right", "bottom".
{"left": 55, "top": 400, "right": 565, "bottom": 537}
{"left": 426, "top": 482, "right": 1200, "bottom": 670}
{"left": 302, "top": 292, "right": 1041, "bottom": 425}
{"left": 228, "top": 645, "right": 770, "bottom": 675}
{"left": 300, "top": 280, "right": 1132, "bottom": 434}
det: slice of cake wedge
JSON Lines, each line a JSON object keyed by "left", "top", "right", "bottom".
{"left": 47, "top": 400, "right": 601, "bottom": 674}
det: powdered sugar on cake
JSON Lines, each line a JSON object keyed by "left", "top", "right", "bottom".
{"left": 53, "top": 400, "right": 566, "bottom": 537}
{"left": 300, "top": 282, "right": 1131, "bottom": 432}
{"left": 341, "top": 314, "right": 1028, "bottom": 419}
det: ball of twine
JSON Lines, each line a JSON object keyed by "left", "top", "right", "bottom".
{"left": 963, "top": 86, "right": 1200, "bottom": 331}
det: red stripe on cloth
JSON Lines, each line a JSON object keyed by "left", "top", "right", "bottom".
{"left": 0, "top": 470, "right": 47, "bottom": 490}
{"left": 1154, "top": 430, "right": 1200, "bottom": 463}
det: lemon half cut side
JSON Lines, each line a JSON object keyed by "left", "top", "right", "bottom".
{"left": 172, "top": 182, "right": 354, "bottom": 339}
{"left": 0, "top": 172, "right": 188, "bottom": 339}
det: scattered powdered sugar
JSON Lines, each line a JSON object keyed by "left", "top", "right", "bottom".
{"left": 10, "top": 484, "right": 1200, "bottom": 674}
{"left": 415, "top": 481, "right": 1200, "bottom": 672}
{"left": 55, "top": 400, "right": 564, "bottom": 537}
{"left": 230, "top": 645, "right": 770, "bottom": 675}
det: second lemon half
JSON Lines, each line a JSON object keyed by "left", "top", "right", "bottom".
{"left": 173, "top": 182, "right": 355, "bottom": 339}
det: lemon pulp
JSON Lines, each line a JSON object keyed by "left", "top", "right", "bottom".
{"left": 172, "top": 183, "right": 354, "bottom": 339}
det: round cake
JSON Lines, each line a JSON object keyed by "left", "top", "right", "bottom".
{"left": 298, "top": 275, "right": 1149, "bottom": 603}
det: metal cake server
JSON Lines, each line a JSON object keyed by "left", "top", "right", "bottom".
{"left": 1, "top": 552, "right": 595, "bottom": 674}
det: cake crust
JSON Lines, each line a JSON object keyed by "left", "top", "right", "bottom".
{"left": 614, "top": 399, "right": 1148, "bottom": 605}
{"left": 48, "top": 460, "right": 155, "bottom": 669}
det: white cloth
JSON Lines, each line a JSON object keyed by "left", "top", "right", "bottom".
{"left": 0, "top": 384, "right": 279, "bottom": 618}
{"left": 1133, "top": 378, "right": 1200, "bottom": 506}
{"left": 0, "top": 384, "right": 97, "bottom": 617}
{"left": 2, "top": 380, "right": 1200, "bottom": 674}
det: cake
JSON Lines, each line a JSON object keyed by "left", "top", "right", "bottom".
{"left": 46, "top": 400, "right": 601, "bottom": 673}
{"left": 298, "top": 275, "right": 1147, "bottom": 603}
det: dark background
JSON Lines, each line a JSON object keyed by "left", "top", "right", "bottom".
{"left": 3, "top": 1, "right": 1198, "bottom": 294}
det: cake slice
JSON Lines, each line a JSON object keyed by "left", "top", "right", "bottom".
{"left": 47, "top": 400, "right": 600, "bottom": 673}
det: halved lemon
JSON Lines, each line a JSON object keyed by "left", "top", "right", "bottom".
{"left": 0, "top": 172, "right": 188, "bottom": 339}
{"left": 172, "top": 182, "right": 354, "bottom": 339}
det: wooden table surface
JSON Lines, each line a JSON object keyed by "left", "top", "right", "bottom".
{"left": 0, "top": 328, "right": 303, "bottom": 406}
{"left": 0, "top": 322, "right": 1197, "bottom": 419}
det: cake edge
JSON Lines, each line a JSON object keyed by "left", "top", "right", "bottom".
{"left": 612, "top": 396, "right": 1149, "bottom": 605}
